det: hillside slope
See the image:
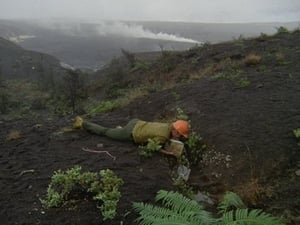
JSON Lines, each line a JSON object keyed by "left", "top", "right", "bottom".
{"left": 0, "top": 37, "right": 65, "bottom": 80}
{"left": 0, "top": 31, "right": 300, "bottom": 225}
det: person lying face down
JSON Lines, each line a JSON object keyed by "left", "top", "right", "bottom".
{"left": 73, "top": 117, "right": 189, "bottom": 156}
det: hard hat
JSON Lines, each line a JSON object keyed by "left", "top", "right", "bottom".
{"left": 173, "top": 120, "right": 189, "bottom": 138}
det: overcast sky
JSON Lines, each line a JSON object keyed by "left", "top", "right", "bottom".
{"left": 0, "top": 0, "right": 299, "bottom": 23}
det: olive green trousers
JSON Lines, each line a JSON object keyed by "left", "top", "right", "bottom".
{"left": 82, "top": 119, "right": 138, "bottom": 142}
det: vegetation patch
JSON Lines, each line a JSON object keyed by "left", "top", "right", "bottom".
{"left": 87, "top": 100, "right": 119, "bottom": 116}
{"left": 41, "top": 166, "right": 124, "bottom": 221}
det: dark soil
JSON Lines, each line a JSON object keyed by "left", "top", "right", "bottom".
{"left": 1, "top": 32, "right": 300, "bottom": 225}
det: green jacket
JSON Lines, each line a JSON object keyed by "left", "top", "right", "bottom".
{"left": 132, "top": 120, "right": 172, "bottom": 144}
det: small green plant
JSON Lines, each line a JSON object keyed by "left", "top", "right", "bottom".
{"left": 41, "top": 166, "right": 123, "bottom": 221}
{"left": 275, "top": 52, "right": 286, "bottom": 64}
{"left": 176, "top": 107, "right": 189, "bottom": 121}
{"left": 185, "top": 132, "right": 206, "bottom": 166}
{"left": 131, "top": 60, "right": 151, "bottom": 72}
{"left": 171, "top": 91, "right": 181, "bottom": 101}
{"left": 293, "top": 128, "right": 300, "bottom": 139}
{"left": 214, "top": 70, "right": 250, "bottom": 88}
{"left": 293, "top": 128, "right": 300, "bottom": 146}
{"left": 139, "top": 139, "right": 162, "bottom": 158}
{"left": 238, "top": 78, "right": 251, "bottom": 88}
{"left": 172, "top": 176, "right": 194, "bottom": 199}
{"left": 133, "top": 190, "right": 284, "bottom": 225}
{"left": 89, "top": 169, "right": 124, "bottom": 220}
{"left": 88, "top": 100, "right": 119, "bottom": 115}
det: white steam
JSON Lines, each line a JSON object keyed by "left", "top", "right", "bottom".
{"left": 33, "top": 20, "right": 201, "bottom": 43}
{"left": 96, "top": 21, "right": 200, "bottom": 43}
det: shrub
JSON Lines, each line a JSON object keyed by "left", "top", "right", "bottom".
{"left": 276, "top": 26, "right": 289, "bottom": 34}
{"left": 259, "top": 32, "right": 269, "bottom": 38}
{"left": 41, "top": 166, "right": 123, "bottom": 221}
{"left": 62, "top": 69, "right": 88, "bottom": 113}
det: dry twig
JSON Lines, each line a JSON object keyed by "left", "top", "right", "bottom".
{"left": 82, "top": 147, "right": 116, "bottom": 160}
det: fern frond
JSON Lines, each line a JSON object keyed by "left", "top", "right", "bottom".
{"left": 220, "top": 209, "right": 284, "bottom": 225}
{"left": 218, "top": 191, "right": 246, "bottom": 213}
{"left": 156, "top": 190, "right": 215, "bottom": 223}
{"left": 136, "top": 213, "right": 201, "bottom": 225}
{"left": 133, "top": 190, "right": 216, "bottom": 225}
{"left": 156, "top": 190, "right": 204, "bottom": 213}
{"left": 134, "top": 202, "right": 211, "bottom": 225}
{"left": 133, "top": 202, "right": 179, "bottom": 220}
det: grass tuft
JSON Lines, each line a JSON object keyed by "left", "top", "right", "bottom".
{"left": 244, "top": 53, "right": 262, "bottom": 66}
{"left": 6, "top": 130, "right": 22, "bottom": 141}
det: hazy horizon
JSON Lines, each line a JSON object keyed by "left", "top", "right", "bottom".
{"left": 0, "top": 0, "right": 299, "bottom": 23}
{"left": 1, "top": 19, "right": 298, "bottom": 69}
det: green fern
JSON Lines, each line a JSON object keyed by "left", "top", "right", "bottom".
{"left": 156, "top": 190, "right": 213, "bottom": 223}
{"left": 133, "top": 202, "right": 190, "bottom": 225}
{"left": 133, "top": 190, "right": 284, "bottom": 225}
{"left": 219, "top": 209, "right": 284, "bottom": 225}
{"left": 218, "top": 191, "right": 246, "bottom": 213}
{"left": 133, "top": 190, "right": 216, "bottom": 225}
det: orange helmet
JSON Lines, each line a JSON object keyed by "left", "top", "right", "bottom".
{"left": 173, "top": 120, "right": 189, "bottom": 138}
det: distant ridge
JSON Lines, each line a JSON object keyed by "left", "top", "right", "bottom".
{"left": 0, "top": 19, "right": 299, "bottom": 69}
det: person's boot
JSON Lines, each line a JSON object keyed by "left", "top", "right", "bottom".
{"left": 73, "top": 116, "right": 83, "bottom": 129}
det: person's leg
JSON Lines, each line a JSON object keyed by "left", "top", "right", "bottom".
{"left": 105, "top": 119, "right": 138, "bottom": 141}
{"left": 82, "top": 121, "right": 108, "bottom": 135}
{"left": 82, "top": 119, "right": 139, "bottom": 141}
